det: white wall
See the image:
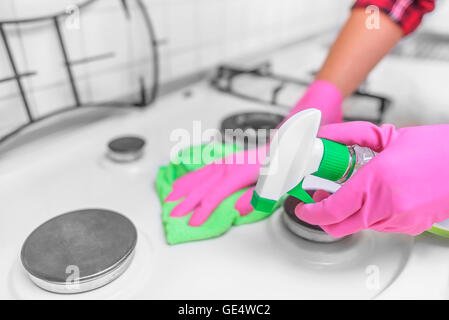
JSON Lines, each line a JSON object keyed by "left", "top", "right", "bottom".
{"left": 146, "top": 0, "right": 351, "bottom": 82}
{"left": 0, "top": 0, "right": 352, "bottom": 135}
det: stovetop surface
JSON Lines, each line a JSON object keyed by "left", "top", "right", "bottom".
{"left": 2, "top": 37, "right": 449, "bottom": 299}
{"left": 1, "top": 82, "right": 448, "bottom": 299}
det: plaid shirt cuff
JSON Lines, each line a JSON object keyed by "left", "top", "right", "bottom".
{"left": 353, "top": 0, "right": 435, "bottom": 35}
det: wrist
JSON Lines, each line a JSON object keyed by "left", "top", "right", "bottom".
{"left": 288, "top": 80, "right": 343, "bottom": 125}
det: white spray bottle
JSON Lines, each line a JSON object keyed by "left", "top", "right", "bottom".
{"left": 251, "top": 109, "right": 376, "bottom": 213}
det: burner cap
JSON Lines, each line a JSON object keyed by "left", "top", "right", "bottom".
{"left": 282, "top": 194, "right": 344, "bottom": 243}
{"left": 21, "top": 209, "right": 137, "bottom": 294}
{"left": 107, "top": 136, "right": 145, "bottom": 162}
{"left": 220, "top": 112, "right": 283, "bottom": 148}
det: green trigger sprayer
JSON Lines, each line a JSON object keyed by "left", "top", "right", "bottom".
{"left": 251, "top": 109, "right": 376, "bottom": 213}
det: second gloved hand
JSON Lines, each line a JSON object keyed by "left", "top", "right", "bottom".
{"left": 166, "top": 146, "right": 266, "bottom": 226}
{"left": 295, "top": 121, "right": 449, "bottom": 237}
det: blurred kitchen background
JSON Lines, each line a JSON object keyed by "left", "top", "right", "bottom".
{"left": 1, "top": 0, "right": 449, "bottom": 144}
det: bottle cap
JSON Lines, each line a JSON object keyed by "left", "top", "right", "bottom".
{"left": 314, "top": 138, "right": 350, "bottom": 181}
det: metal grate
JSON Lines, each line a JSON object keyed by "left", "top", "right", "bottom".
{"left": 0, "top": 0, "right": 159, "bottom": 145}
{"left": 392, "top": 31, "right": 449, "bottom": 61}
{"left": 211, "top": 63, "right": 391, "bottom": 125}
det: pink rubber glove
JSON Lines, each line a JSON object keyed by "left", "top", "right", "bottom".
{"left": 166, "top": 80, "right": 343, "bottom": 226}
{"left": 295, "top": 121, "right": 449, "bottom": 237}
{"left": 284, "top": 80, "right": 343, "bottom": 125}
{"left": 166, "top": 147, "right": 267, "bottom": 226}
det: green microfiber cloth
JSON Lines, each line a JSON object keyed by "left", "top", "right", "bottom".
{"left": 155, "top": 143, "right": 278, "bottom": 245}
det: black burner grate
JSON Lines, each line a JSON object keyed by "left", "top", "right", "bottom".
{"left": 392, "top": 31, "right": 449, "bottom": 61}
{"left": 0, "top": 0, "right": 159, "bottom": 145}
{"left": 211, "top": 62, "right": 391, "bottom": 125}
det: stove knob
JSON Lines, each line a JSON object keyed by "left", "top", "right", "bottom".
{"left": 107, "top": 136, "right": 146, "bottom": 163}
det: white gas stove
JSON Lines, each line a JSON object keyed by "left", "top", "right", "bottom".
{"left": 1, "top": 80, "right": 449, "bottom": 300}
{"left": 2, "top": 0, "right": 449, "bottom": 300}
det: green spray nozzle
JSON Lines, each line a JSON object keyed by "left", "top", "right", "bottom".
{"left": 251, "top": 109, "right": 353, "bottom": 213}
{"left": 286, "top": 179, "right": 314, "bottom": 204}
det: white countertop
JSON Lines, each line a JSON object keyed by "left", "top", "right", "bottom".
{"left": 1, "top": 82, "right": 448, "bottom": 299}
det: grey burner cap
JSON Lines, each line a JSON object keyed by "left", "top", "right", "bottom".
{"left": 282, "top": 195, "right": 346, "bottom": 243}
{"left": 21, "top": 209, "right": 137, "bottom": 294}
{"left": 107, "top": 136, "right": 146, "bottom": 162}
{"left": 220, "top": 112, "right": 283, "bottom": 149}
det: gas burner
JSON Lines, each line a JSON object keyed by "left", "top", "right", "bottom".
{"left": 21, "top": 209, "right": 137, "bottom": 294}
{"left": 107, "top": 136, "right": 146, "bottom": 163}
{"left": 282, "top": 194, "right": 347, "bottom": 243}
{"left": 220, "top": 112, "right": 283, "bottom": 148}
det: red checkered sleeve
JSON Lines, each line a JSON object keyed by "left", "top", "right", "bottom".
{"left": 353, "top": 0, "right": 436, "bottom": 35}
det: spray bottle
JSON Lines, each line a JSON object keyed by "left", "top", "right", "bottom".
{"left": 251, "top": 109, "right": 376, "bottom": 213}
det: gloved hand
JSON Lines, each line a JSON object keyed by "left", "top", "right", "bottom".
{"left": 295, "top": 121, "right": 449, "bottom": 237}
{"left": 166, "top": 80, "right": 343, "bottom": 226}
{"left": 166, "top": 146, "right": 267, "bottom": 226}
{"left": 284, "top": 79, "right": 343, "bottom": 125}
